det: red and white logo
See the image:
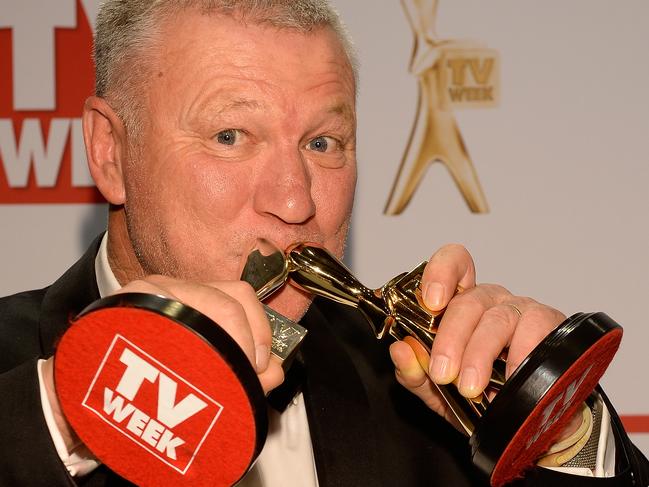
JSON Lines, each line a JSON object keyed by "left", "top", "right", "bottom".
{"left": 82, "top": 335, "right": 223, "bottom": 474}
{"left": 0, "top": 0, "right": 104, "bottom": 203}
{"left": 525, "top": 364, "right": 593, "bottom": 450}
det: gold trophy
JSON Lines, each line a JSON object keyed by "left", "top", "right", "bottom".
{"left": 242, "top": 240, "right": 623, "bottom": 486}
{"left": 242, "top": 238, "right": 308, "bottom": 368}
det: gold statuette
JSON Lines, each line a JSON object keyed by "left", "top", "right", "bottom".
{"left": 288, "top": 243, "right": 506, "bottom": 435}
{"left": 242, "top": 239, "right": 623, "bottom": 486}
{"left": 240, "top": 238, "right": 307, "bottom": 368}
{"left": 243, "top": 239, "right": 503, "bottom": 434}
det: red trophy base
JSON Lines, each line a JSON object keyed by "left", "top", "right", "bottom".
{"left": 55, "top": 293, "right": 267, "bottom": 487}
{"left": 471, "top": 312, "right": 623, "bottom": 486}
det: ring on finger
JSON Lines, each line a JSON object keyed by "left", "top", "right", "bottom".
{"left": 508, "top": 303, "right": 522, "bottom": 317}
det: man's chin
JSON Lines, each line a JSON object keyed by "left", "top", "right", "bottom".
{"left": 264, "top": 285, "right": 314, "bottom": 322}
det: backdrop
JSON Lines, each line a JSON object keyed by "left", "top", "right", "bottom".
{"left": 1, "top": 0, "right": 647, "bottom": 456}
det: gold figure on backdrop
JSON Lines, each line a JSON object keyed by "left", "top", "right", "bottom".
{"left": 384, "top": 0, "right": 499, "bottom": 215}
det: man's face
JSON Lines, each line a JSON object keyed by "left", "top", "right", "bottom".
{"left": 121, "top": 11, "right": 357, "bottom": 320}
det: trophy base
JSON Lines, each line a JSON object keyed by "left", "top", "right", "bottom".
{"left": 470, "top": 312, "right": 622, "bottom": 486}
{"left": 55, "top": 293, "right": 267, "bottom": 487}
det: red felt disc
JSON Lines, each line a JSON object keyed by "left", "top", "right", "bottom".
{"left": 470, "top": 312, "right": 623, "bottom": 486}
{"left": 54, "top": 293, "right": 267, "bottom": 487}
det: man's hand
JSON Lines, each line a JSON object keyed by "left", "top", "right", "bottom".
{"left": 113, "top": 275, "right": 284, "bottom": 393}
{"left": 389, "top": 244, "right": 566, "bottom": 429}
{"left": 44, "top": 275, "right": 284, "bottom": 453}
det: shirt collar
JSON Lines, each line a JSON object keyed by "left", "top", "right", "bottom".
{"left": 94, "top": 232, "right": 121, "bottom": 298}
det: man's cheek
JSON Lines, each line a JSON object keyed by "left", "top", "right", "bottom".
{"left": 322, "top": 178, "right": 355, "bottom": 226}
{"left": 189, "top": 167, "right": 250, "bottom": 220}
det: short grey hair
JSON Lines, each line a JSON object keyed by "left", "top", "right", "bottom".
{"left": 94, "top": 0, "right": 358, "bottom": 135}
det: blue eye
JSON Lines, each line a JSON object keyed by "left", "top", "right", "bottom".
{"left": 216, "top": 129, "right": 237, "bottom": 145}
{"left": 308, "top": 136, "right": 329, "bottom": 152}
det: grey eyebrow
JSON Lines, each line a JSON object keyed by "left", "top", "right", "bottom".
{"left": 327, "top": 103, "right": 354, "bottom": 121}
{"left": 214, "top": 98, "right": 264, "bottom": 114}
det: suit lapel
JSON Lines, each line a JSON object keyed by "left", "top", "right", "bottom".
{"left": 39, "top": 234, "right": 103, "bottom": 356}
{"left": 300, "top": 300, "right": 384, "bottom": 487}
{"left": 37, "top": 233, "right": 143, "bottom": 486}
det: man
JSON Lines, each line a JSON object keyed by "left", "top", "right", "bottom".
{"left": 0, "top": 1, "right": 647, "bottom": 485}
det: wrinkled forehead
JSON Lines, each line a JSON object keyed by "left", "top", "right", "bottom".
{"left": 143, "top": 10, "right": 356, "bottom": 117}
{"left": 151, "top": 9, "right": 355, "bottom": 88}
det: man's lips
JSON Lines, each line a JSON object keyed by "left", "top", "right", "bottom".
{"left": 264, "top": 283, "right": 314, "bottom": 322}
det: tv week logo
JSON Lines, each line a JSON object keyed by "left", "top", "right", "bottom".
{"left": 83, "top": 335, "right": 224, "bottom": 474}
{"left": 525, "top": 364, "right": 593, "bottom": 450}
{"left": 0, "top": 0, "right": 104, "bottom": 203}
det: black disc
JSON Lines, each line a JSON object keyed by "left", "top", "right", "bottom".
{"left": 55, "top": 293, "right": 268, "bottom": 487}
{"left": 470, "top": 312, "right": 622, "bottom": 486}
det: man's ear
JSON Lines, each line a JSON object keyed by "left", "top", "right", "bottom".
{"left": 83, "top": 96, "right": 129, "bottom": 205}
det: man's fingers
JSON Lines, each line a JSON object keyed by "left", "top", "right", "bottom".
{"left": 389, "top": 341, "right": 462, "bottom": 429}
{"left": 420, "top": 244, "right": 476, "bottom": 311}
{"left": 207, "top": 280, "right": 272, "bottom": 373}
{"left": 258, "top": 356, "right": 284, "bottom": 394}
{"left": 506, "top": 303, "right": 565, "bottom": 377}
{"left": 456, "top": 302, "right": 522, "bottom": 397}
{"left": 392, "top": 245, "right": 570, "bottom": 434}
{"left": 117, "top": 276, "right": 272, "bottom": 375}
{"left": 389, "top": 341, "right": 428, "bottom": 388}
{"left": 429, "top": 284, "right": 509, "bottom": 384}
{"left": 430, "top": 285, "right": 553, "bottom": 398}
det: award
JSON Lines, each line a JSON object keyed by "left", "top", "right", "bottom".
{"left": 52, "top": 250, "right": 307, "bottom": 487}
{"left": 242, "top": 240, "right": 623, "bottom": 486}
{"left": 52, "top": 243, "right": 307, "bottom": 487}
{"left": 52, "top": 240, "right": 621, "bottom": 487}
{"left": 240, "top": 237, "right": 308, "bottom": 367}
{"left": 54, "top": 293, "right": 270, "bottom": 487}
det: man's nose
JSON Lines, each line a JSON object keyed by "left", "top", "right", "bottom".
{"left": 253, "top": 149, "right": 316, "bottom": 224}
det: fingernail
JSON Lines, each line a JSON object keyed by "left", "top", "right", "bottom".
{"left": 255, "top": 344, "right": 270, "bottom": 372}
{"left": 458, "top": 367, "right": 480, "bottom": 397}
{"left": 424, "top": 282, "right": 444, "bottom": 309}
{"left": 429, "top": 354, "right": 450, "bottom": 383}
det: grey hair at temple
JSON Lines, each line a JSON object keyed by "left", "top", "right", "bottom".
{"left": 93, "top": 0, "right": 358, "bottom": 135}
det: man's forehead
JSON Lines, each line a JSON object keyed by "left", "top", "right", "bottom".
{"left": 153, "top": 15, "right": 352, "bottom": 87}
{"left": 213, "top": 98, "right": 353, "bottom": 112}
{"left": 213, "top": 98, "right": 265, "bottom": 114}
{"left": 156, "top": 10, "right": 352, "bottom": 71}
{"left": 157, "top": 9, "right": 337, "bottom": 50}
{"left": 191, "top": 95, "right": 355, "bottom": 127}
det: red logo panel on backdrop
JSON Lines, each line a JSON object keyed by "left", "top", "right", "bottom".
{"left": 0, "top": 0, "right": 104, "bottom": 203}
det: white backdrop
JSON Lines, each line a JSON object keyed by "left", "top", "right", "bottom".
{"left": 335, "top": 0, "right": 649, "bottom": 453}
{"left": 1, "top": 0, "right": 648, "bottom": 456}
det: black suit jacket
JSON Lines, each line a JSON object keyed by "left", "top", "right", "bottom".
{"left": 0, "top": 235, "right": 647, "bottom": 486}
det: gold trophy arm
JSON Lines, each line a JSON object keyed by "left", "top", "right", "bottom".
{"left": 287, "top": 244, "right": 394, "bottom": 339}
{"left": 241, "top": 241, "right": 507, "bottom": 433}
{"left": 239, "top": 239, "right": 307, "bottom": 369}
{"left": 286, "top": 244, "right": 506, "bottom": 436}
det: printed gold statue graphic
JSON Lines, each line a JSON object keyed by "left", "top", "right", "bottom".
{"left": 385, "top": 0, "right": 500, "bottom": 215}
